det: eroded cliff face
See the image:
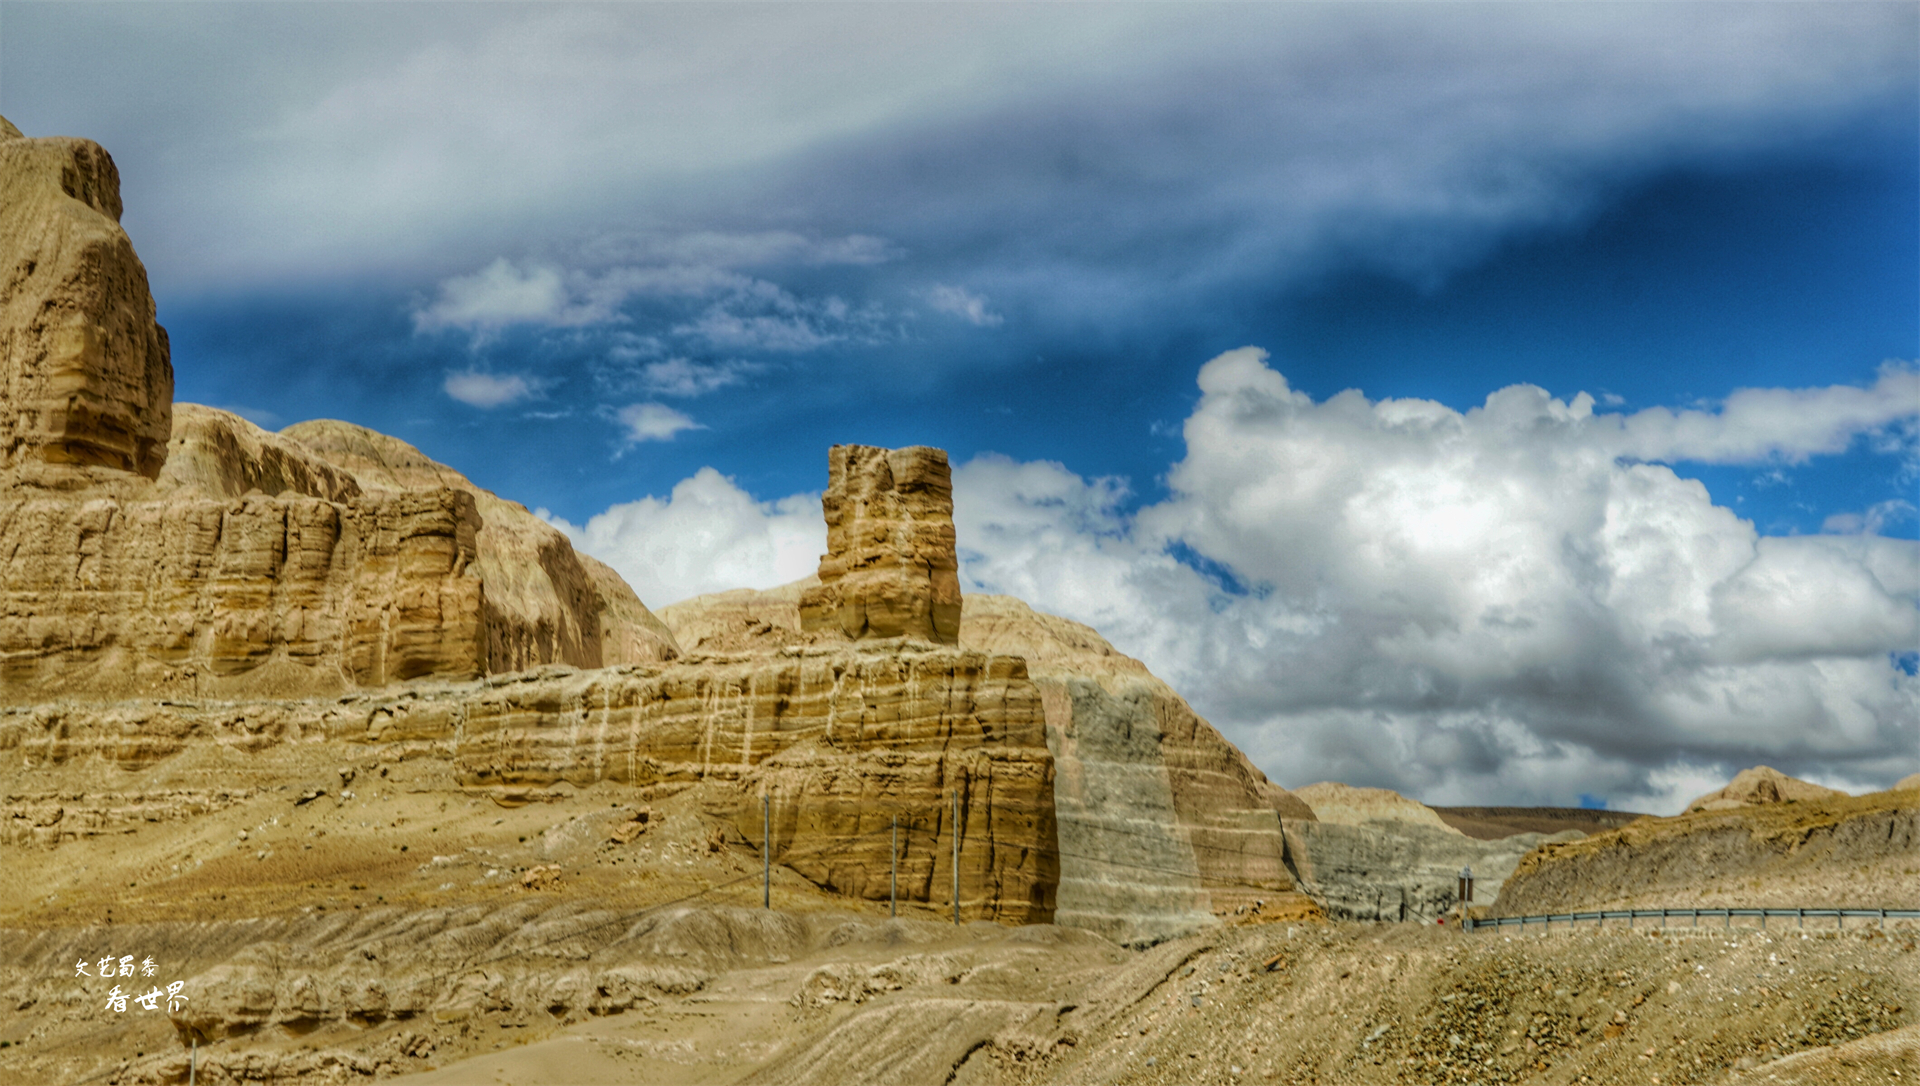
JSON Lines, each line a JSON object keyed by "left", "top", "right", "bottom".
{"left": 0, "top": 647, "right": 1060, "bottom": 923}
{"left": 0, "top": 117, "right": 677, "bottom": 700}
{"left": 799, "top": 445, "right": 962, "bottom": 644}
{"left": 0, "top": 118, "right": 172, "bottom": 483}
{"left": 662, "top": 584, "right": 1319, "bottom": 943}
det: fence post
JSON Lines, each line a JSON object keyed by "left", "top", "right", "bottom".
{"left": 952, "top": 790, "right": 961, "bottom": 926}
{"left": 890, "top": 814, "right": 898, "bottom": 919}
{"left": 1881, "top": 909, "right": 1887, "bottom": 931}
{"left": 762, "top": 794, "right": 771, "bottom": 910}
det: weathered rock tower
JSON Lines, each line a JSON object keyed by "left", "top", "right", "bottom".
{"left": 799, "top": 444, "right": 963, "bottom": 644}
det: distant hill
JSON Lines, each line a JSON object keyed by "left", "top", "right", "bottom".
{"left": 1431, "top": 806, "right": 1648, "bottom": 841}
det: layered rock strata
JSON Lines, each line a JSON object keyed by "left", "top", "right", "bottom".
{"left": 1281, "top": 818, "right": 1579, "bottom": 921}
{"left": 1494, "top": 787, "right": 1919, "bottom": 915}
{"left": 0, "top": 115, "right": 676, "bottom": 701}
{"left": 663, "top": 582, "right": 1319, "bottom": 943}
{"left": 0, "top": 650, "right": 1060, "bottom": 923}
{"left": 0, "top": 117, "right": 172, "bottom": 482}
{"left": 799, "top": 445, "right": 961, "bottom": 644}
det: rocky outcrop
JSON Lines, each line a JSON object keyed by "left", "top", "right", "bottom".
{"left": 446, "top": 652, "right": 1059, "bottom": 923}
{"left": 0, "top": 479, "right": 489, "bottom": 699}
{"left": 0, "top": 647, "right": 1059, "bottom": 922}
{"left": 661, "top": 581, "right": 1318, "bottom": 943}
{"left": 1281, "top": 818, "right": 1579, "bottom": 921}
{"left": 799, "top": 445, "right": 961, "bottom": 644}
{"left": 1494, "top": 788, "right": 1919, "bottom": 915}
{"left": 0, "top": 117, "right": 676, "bottom": 701}
{"left": 1294, "top": 781, "right": 1464, "bottom": 835}
{"left": 0, "top": 117, "right": 172, "bottom": 483}
{"left": 1684, "top": 765, "right": 1846, "bottom": 813}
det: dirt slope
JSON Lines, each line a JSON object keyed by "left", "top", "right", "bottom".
{"left": 1432, "top": 807, "right": 1648, "bottom": 841}
{"left": 1495, "top": 789, "right": 1919, "bottom": 916}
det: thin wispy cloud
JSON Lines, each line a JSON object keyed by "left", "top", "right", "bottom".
{"left": 443, "top": 369, "right": 537, "bottom": 408}
{"left": 615, "top": 402, "right": 701, "bottom": 444}
{"left": 923, "top": 284, "right": 1003, "bottom": 327}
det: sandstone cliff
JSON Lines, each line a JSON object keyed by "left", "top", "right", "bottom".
{"left": 662, "top": 579, "right": 1319, "bottom": 943}
{"left": 0, "top": 115, "right": 676, "bottom": 702}
{"left": 0, "top": 117, "right": 172, "bottom": 483}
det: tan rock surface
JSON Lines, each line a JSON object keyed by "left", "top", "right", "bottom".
{"left": 1898, "top": 772, "right": 1920, "bottom": 792}
{"left": 280, "top": 418, "right": 681, "bottom": 672}
{"left": 0, "top": 117, "right": 172, "bottom": 482}
{"left": 799, "top": 445, "right": 961, "bottom": 644}
{"left": 1295, "top": 781, "right": 1465, "bottom": 835}
{"left": 1494, "top": 788, "right": 1919, "bottom": 916}
{"left": 1684, "top": 764, "right": 1848, "bottom": 813}
{"left": 661, "top": 584, "right": 1318, "bottom": 942}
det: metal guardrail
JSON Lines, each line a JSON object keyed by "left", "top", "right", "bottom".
{"left": 1466, "top": 907, "right": 1920, "bottom": 933}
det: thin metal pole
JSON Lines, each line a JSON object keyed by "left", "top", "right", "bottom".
{"left": 762, "top": 794, "right": 770, "bottom": 910}
{"left": 190, "top": 1038, "right": 196, "bottom": 1086}
{"left": 890, "top": 815, "right": 898, "bottom": 919}
{"left": 951, "top": 790, "right": 960, "bottom": 926}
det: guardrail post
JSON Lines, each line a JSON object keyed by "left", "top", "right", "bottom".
{"left": 1661, "top": 908, "right": 1668, "bottom": 929}
{"left": 1761, "top": 910, "right": 1767, "bottom": 931}
{"left": 1881, "top": 909, "right": 1887, "bottom": 931}
{"left": 1724, "top": 910, "right": 1730, "bottom": 931}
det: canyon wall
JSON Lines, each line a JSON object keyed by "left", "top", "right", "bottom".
{"left": 0, "top": 118, "right": 172, "bottom": 483}
{"left": 0, "top": 118, "right": 677, "bottom": 703}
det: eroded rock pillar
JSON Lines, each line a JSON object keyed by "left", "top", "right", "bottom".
{"left": 800, "top": 444, "right": 962, "bottom": 643}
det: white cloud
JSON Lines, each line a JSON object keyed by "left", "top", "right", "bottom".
{"left": 639, "top": 357, "right": 755, "bottom": 398}
{"left": 415, "top": 259, "right": 611, "bottom": 333}
{"left": 443, "top": 369, "right": 536, "bottom": 408}
{"left": 615, "top": 402, "right": 701, "bottom": 443}
{"left": 955, "top": 349, "right": 1918, "bottom": 811}
{"left": 30, "top": 5, "right": 1908, "bottom": 294}
{"left": 923, "top": 284, "right": 1003, "bottom": 327}
{"left": 546, "top": 350, "right": 1918, "bottom": 810}
{"left": 1822, "top": 499, "right": 1918, "bottom": 536}
{"left": 545, "top": 469, "right": 823, "bottom": 606}
{"left": 1608, "top": 363, "right": 1920, "bottom": 464}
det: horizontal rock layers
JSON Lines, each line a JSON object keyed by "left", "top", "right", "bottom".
{"left": 0, "top": 646, "right": 1060, "bottom": 923}
{"left": 1281, "top": 818, "right": 1578, "bottom": 922}
{"left": 663, "top": 585, "right": 1318, "bottom": 943}
{"left": 0, "top": 483, "right": 487, "bottom": 699}
{"left": 0, "top": 118, "right": 172, "bottom": 483}
{"left": 1493, "top": 788, "right": 1920, "bottom": 916}
{"left": 0, "top": 405, "right": 680, "bottom": 703}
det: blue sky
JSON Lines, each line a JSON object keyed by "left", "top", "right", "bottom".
{"left": 4, "top": 3, "right": 1914, "bottom": 811}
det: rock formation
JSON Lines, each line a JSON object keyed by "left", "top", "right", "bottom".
{"left": 798, "top": 445, "right": 961, "bottom": 644}
{"left": 0, "top": 118, "right": 172, "bottom": 483}
{"left": 1495, "top": 785, "right": 1919, "bottom": 915}
{"left": 1683, "top": 765, "right": 1846, "bottom": 813}
{"left": 0, "top": 119, "right": 678, "bottom": 704}
{"left": 1293, "top": 781, "right": 1465, "bottom": 835}
{"left": 663, "top": 581, "right": 1320, "bottom": 943}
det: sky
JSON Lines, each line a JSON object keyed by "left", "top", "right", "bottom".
{"left": 3, "top": 2, "right": 1915, "bottom": 813}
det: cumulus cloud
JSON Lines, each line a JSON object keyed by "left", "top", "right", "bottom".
{"left": 615, "top": 403, "right": 701, "bottom": 444}
{"left": 948, "top": 349, "right": 1919, "bottom": 811}
{"left": 544, "top": 469, "right": 823, "bottom": 606}
{"left": 923, "top": 285, "right": 1003, "bottom": 327}
{"left": 443, "top": 369, "right": 537, "bottom": 408}
{"left": 556, "top": 354, "right": 1917, "bottom": 809}
{"left": 415, "top": 259, "right": 611, "bottom": 333}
